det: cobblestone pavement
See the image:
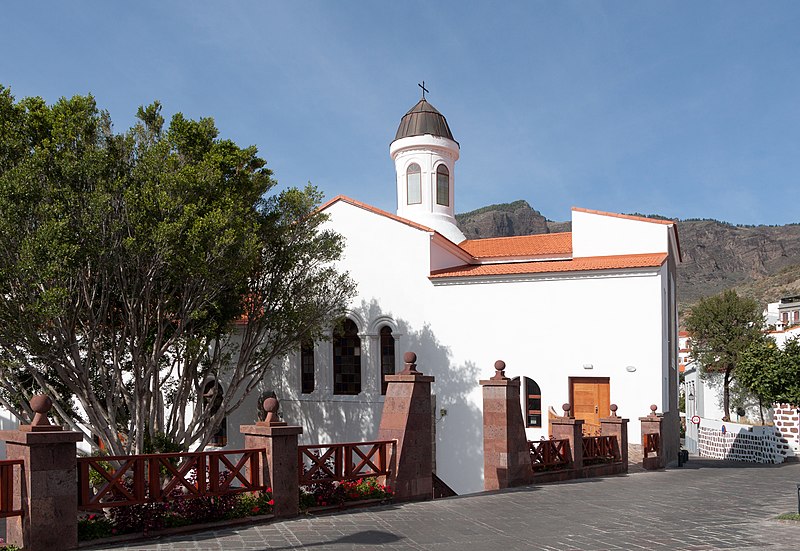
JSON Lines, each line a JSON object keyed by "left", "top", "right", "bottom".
{"left": 86, "top": 459, "right": 800, "bottom": 551}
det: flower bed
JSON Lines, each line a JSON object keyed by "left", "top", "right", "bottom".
{"left": 299, "top": 477, "right": 392, "bottom": 510}
{"left": 78, "top": 489, "right": 274, "bottom": 541}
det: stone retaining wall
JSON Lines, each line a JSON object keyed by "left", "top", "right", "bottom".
{"left": 772, "top": 403, "right": 799, "bottom": 454}
{"left": 697, "top": 418, "right": 793, "bottom": 463}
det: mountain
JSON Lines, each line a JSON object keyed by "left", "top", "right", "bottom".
{"left": 456, "top": 201, "right": 800, "bottom": 310}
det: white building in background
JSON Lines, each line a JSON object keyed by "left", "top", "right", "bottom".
{"left": 236, "top": 96, "right": 682, "bottom": 494}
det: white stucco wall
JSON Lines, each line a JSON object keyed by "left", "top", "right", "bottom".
{"left": 571, "top": 210, "right": 670, "bottom": 258}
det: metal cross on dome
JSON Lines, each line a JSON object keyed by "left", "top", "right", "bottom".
{"left": 418, "top": 81, "right": 429, "bottom": 100}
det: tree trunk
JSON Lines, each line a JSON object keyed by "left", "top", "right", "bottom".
{"left": 722, "top": 368, "right": 732, "bottom": 421}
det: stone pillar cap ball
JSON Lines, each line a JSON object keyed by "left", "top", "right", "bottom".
{"left": 263, "top": 397, "right": 279, "bottom": 413}
{"left": 400, "top": 351, "right": 421, "bottom": 375}
{"left": 24, "top": 393, "right": 62, "bottom": 431}
{"left": 610, "top": 404, "right": 619, "bottom": 417}
{"left": 491, "top": 360, "right": 508, "bottom": 380}
{"left": 650, "top": 404, "right": 658, "bottom": 415}
{"left": 562, "top": 403, "right": 571, "bottom": 415}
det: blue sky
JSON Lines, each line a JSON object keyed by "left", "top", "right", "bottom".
{"left": 2, "top": 1, "right": 799, "bottom": 225}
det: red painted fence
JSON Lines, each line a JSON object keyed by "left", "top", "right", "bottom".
{"left": 529, "top": 439, "right": 571, "bottom": 471}
{"left": 0, "top": 459, "right": 23, "bottom": 518}
{"left": 77, "top": 448, "right": 265, "bottom": 510}
{"left": 582, "top": 435, "right": 619, "bottom": 464}
{"left": 298, "top": 440, "right": 396, "bottom": 485}
{"left": 643, "top": 433, "right": 660, "bottom": 458}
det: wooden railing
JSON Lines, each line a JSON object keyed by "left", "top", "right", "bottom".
{"left": 582, "top": 435, "right": 619, "bottom": 464}
{"left": 298, "top": 440, "right": 395, "bottom": 485}
{"left": 77, "top": 448, "right": 264, "bottom": 510}
{"left": 643, "top": 432, "right": 660, "bottom": 458}
{"left": 529, "top": 439, "right": 571, "bottom": 471}
{"left": 0, "top": 459, "right": 23, "bottom": 518}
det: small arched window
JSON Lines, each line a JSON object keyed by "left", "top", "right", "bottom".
{"left": 333, "top": 319, "right": 361, "bottom": 395}
{"left": 436, "top": 164, "right": 449, "bottom": 206}
{"left": 524, "top": 377, "right": 542, "bottom": 428}
{"left": 300, "top": 340, "right": 314, "bottom": 394}
{"left": 406, "top": 163, "right": 421, "bottom": 205}
{"left": 379, "top": 326, "right": 395, "bottom": 394}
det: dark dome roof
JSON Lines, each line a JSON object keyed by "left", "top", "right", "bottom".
{"left": 394, "top": 99, "right": 457, "bottom": 143}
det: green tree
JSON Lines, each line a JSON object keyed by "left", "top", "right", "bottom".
{"left": 0, "top": 85, "right": 355, "bottom": 454}
{"left": 739, "top": 338, "right": 800, "bottom": 414}
{"left": 684, "top": 290, "right": 765, "bottom": 420}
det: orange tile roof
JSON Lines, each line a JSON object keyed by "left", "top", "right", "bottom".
{"left": 430, "top": 252, "right": 668, "bottom": 279}
{"left": 318, "top": 195, "right": 436, "bottom": 234}
{"left": 459, "top": 233, "right": 572, "bottom": 258}
{"left": 572, "top": 206, "right": 676, "bottom": 225}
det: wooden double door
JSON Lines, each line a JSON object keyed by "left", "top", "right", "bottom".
{"left": 569, "top": 377, "right": 610, "bottom": 436}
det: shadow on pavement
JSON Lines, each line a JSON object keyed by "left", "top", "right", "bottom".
{"left": 269, "top": 529, "right": 403, "bottom": 549}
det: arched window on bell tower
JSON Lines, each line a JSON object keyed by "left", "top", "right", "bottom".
{"left": 406, "top": 163, "right": 421, "bottom": 205}
{"left": 436, "top": 164, "right": 449, "bottom": 206}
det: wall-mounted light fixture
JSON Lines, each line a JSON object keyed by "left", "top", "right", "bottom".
{"left": 582, "top": 363, "right": 593, "bottom": 370}
{"left": 625, "top": 365, "right": 637, "bottom": 373}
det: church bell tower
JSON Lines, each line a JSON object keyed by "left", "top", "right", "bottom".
{"left": 390, "top": 87, "right": 465, "bottom": 244}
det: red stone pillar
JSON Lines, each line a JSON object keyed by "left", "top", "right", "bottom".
{"left": 377, "top": 352, "right": 434, "bottom": 502}
{"left": 240, "top": 396, "right": 302, "bottom": 518}
{"left": 480, "top": 360, "right": 533, "bottom": 490}
{"left": 640, "top": 404, "right": 664, "bottom": 470}
{"left": 0, "top": 396, "right": 82, "bottom": 551}
{"left": 600, "top": 404, "right": 629, "bottom": 471}
{"left": 550, "top": 404, "right": 584, "bottom": 471}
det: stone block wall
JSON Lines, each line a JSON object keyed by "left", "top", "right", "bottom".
{"left": 697, "top": 418, "right": 792, "bottom": 463}
{"left": 772, "top": 403, "right": 799, "bottom": 454}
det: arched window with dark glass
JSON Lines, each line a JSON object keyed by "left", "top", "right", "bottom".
{"left": 406, "top": 163, "right": 421, "bottom": 204}
{"left": 300, "top": 341, "right": 314, "bottom": 394}
{"left": 524, "top": 377, "right": 542, "bottom": 428}
{"left": 380, "top": 326, "right": 395, "bottom": 394}
{"left": 333, "top": 319, "right": 361, "bottom": 395}
{"left": 203, "top": 379, "right": 228, "bottom": 446}
{"left": 436, "top": 164, "right": 449, "bottom": 206}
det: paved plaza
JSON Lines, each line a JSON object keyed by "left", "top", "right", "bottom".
{"left": 87, "top": 459, "right": 800, "bottom": 551}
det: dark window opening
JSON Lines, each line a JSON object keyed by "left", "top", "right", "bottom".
{"left": 333, "top": 319, "right": 361, "bottom": 395}
{"left": 436, "top": 165, "right": 449, "bottom": 206}
{"left": 525, "top": 377, "right": 542, "bottom": 428}
{"left": 301, "top": 341, "right": 315, "bottom": 394}
{"left": 380, "top": 326, "right": 395, "bottom": 394}
{"left": 203, "top": 380, "right": 227, "bottom": 446}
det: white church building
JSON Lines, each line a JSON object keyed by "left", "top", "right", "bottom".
{"left": 254, "top": 96, "right": 681, "bottom": 494}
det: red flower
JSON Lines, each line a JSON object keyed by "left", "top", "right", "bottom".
{"left": 268, "top": 499, "right": 275, "bottom": 506}
{"left": 266, "top": 487, "right": 272, "bottom": 493}
{"left": 252, "top": 506, "right": 260, "bottom": 513}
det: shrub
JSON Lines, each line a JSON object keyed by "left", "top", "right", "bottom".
{"left": 299, "top": 477, "right": 392, "bottom": 509}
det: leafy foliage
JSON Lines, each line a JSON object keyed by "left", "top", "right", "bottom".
{"left": 0, "top": 85, "right": 355, "bottom": 453}
{"left": 684, "top": 290, "right": 765, "bottom": 419}
{"left": 78, "top": 488, "right": 274, "bottom": 540}
{"left": 299, "top": 477, "right": 393, "bottom": 509}
{"left": 738, "top": 338, "right": 800, "bottom": 407}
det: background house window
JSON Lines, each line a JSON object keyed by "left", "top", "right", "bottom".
{"left": 333, "top": 318, "right": 361, "bottom": 395}
{"left": 380, "top": 326, "right": 395, "bottom": 394}
{"left": 301, "top": 341, "right": 314, "bottom": 394}
{"left": 436, "top": 164, "right": 449, "bottom": 206}
{"left": 407, "top": 163, "right": 421, "bottom": 204}
{"left": 524, "top": 377, "right": 542, "bottom": 428}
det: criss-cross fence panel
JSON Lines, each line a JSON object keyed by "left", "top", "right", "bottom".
{"left": 528, "top": 439, "right": 571, "bottom": 471}
{"left": 582, "top": 435, "right": 619, "bottom": 464}
{"left": 298, "top": 440, "right": 395, "bottom": 485}
{"left": 0, "top": 459, "right": 23, "bottom": 518}
{"left": 77, "top": 449, "right": 264, "bottom": 510}
{"left": 643, "top": 433, "right": 660, "bottom": 458}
